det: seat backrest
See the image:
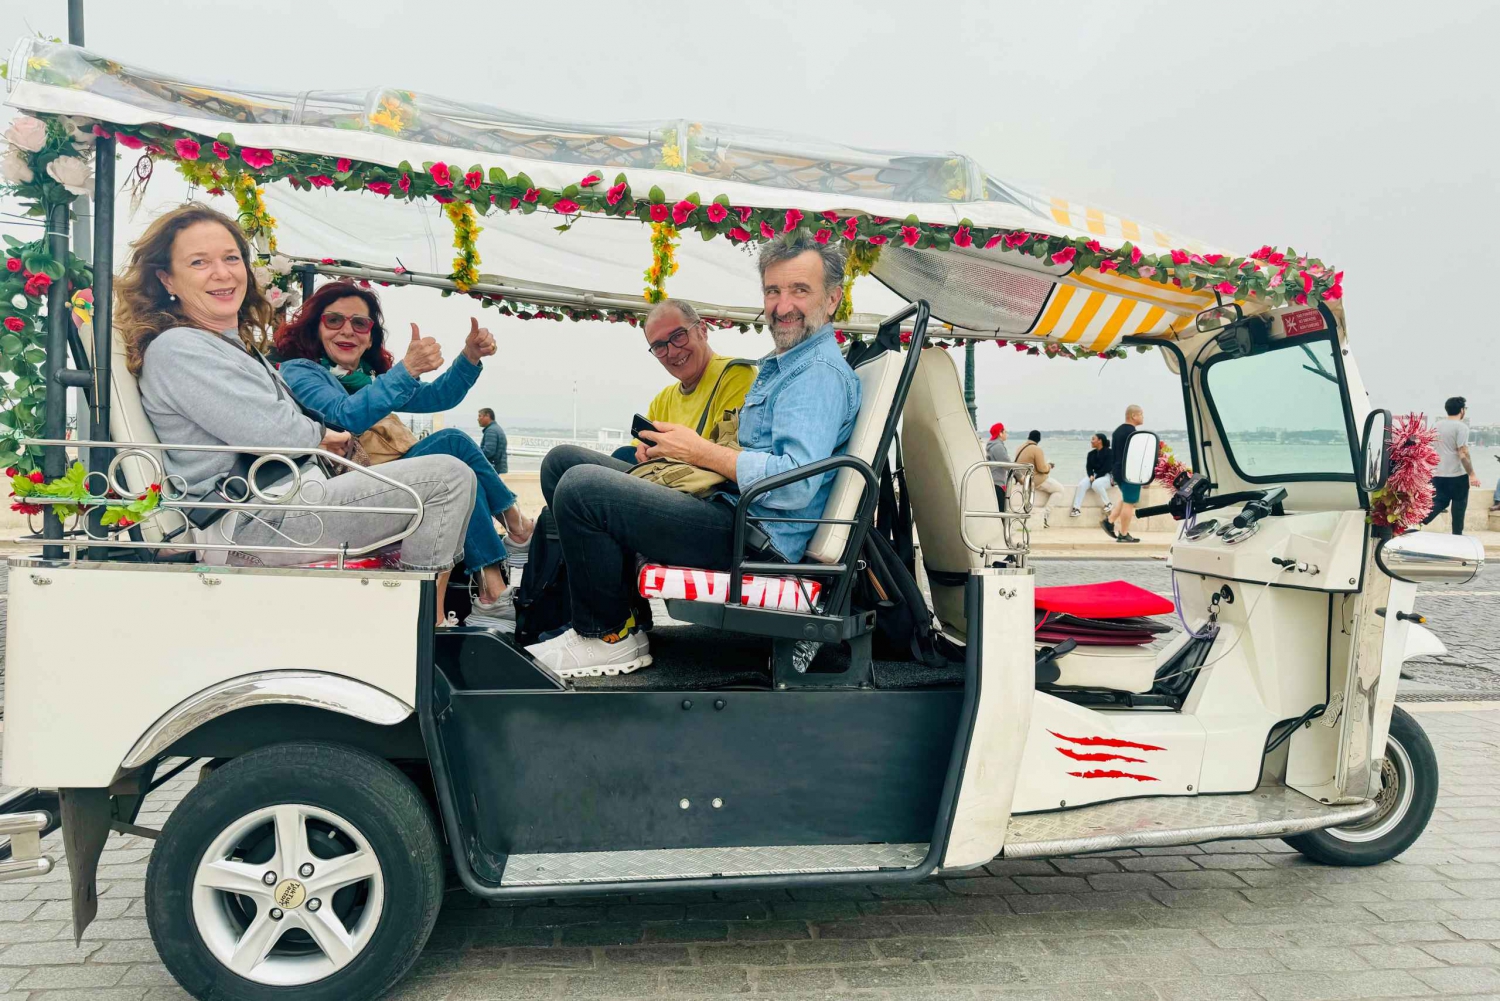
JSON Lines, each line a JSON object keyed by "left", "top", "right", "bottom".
{"left": 899, "top": 347, "right": 1005, "bottom": 639}
{"left": 804, "top": 348, "right": 905, "bottom": 565}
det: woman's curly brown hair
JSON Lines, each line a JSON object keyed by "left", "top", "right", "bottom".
{"left": 272, "top": 281, "right": 395, "bottom": 374}
{"left": 115, "top": 203, "right": 274, "bottom": 375}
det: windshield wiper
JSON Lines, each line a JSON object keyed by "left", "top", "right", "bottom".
{"left": 1299, "top": 344, "right": 1338, "bottom": 385}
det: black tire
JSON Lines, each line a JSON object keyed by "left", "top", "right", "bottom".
{"left": 1284, "top": 705, "right": 1437, "bottom": 866}
{"left": 146, "top": 742, "right": 444, "bottom": 1001}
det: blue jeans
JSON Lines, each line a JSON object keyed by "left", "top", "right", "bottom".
{"left": 404, "top": 428, "right": 516, "bottom": 571}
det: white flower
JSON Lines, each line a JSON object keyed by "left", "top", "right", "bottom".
{"left": 0, "top": 149, "right": 33, "bottom": 184}
{"left": 45, "top": 155, "right": 92, "bottom": 196}
{"left": 265, "top": 287, "right": 290, "bottom": 309}
{"left": 11, "top": 295, "right": 27, "bottom": 310}
{"left": 268, "top": 254, "right": 292, "bottom": 275}
{"left": 3, "top": 115, "right": 47, "bottom": 153}
{"left": 251, "top": 264, "right": 271, "bottom": 288}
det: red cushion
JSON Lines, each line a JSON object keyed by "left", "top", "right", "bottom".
{"left": 1034, "top": 581, "right": 1174, "bottom": 619}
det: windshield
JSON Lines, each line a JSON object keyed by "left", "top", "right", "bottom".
{"left": 1203, "top": 335, "right": 1355, "bottom": 481}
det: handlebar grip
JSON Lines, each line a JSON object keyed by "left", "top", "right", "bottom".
{"left": 1133, "top": 504, "right": 1171, "bottom": 519}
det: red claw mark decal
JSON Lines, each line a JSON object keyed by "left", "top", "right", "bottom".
{"left": 1052, "top": 731, "right": 1165, "bottom": 780}
{"left": 1067, "top": 769, "right": 1159, "bottom": 782}
{"left": 1049, "top": 730, "right": 1166, "bottom": 752}
{"left": 1056, "top": 747, "right": 1147, "bottom": 764}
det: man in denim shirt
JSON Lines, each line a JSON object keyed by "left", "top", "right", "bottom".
{"left": 529, "top": 232, "right": 861, "bottom": 678}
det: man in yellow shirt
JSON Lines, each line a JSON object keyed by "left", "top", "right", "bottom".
{"left": 616, "top": 298, "right": 755, "bottom": 462}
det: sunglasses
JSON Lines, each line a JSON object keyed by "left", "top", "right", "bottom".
{"left": 647, "top": 326, "right": 694, "bottom": 357}
{"left": 321, "top": 311, "right": 374, "bottom": 334}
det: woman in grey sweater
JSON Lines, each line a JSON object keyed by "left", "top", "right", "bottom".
{"left": 117, "top": 203, "right": 475, "bottom": 626}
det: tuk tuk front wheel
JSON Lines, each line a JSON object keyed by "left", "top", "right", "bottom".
{"left": 145, "top": 741, "right": 443, "bottom": 1001}
{"left": 1284, "top": 706, "right": 1437, "bottom": 866}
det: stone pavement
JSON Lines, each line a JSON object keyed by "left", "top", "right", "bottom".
{"left": 0, "top": 562, "right": 1498, "bottom": 999}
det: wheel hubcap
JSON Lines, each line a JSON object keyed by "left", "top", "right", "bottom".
{"left": 192, "top": 804, "right": 384, "bottom": 986}
{"left": 1327, "top": 734, "right": 1416, "bottom": 843}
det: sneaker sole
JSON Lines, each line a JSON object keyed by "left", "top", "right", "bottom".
{"left": 554, "top": 653, "right": 653, "bottom": 679}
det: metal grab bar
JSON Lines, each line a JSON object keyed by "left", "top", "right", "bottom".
{"left": 959, "top": 460, "right": 1034, "bottom": 566}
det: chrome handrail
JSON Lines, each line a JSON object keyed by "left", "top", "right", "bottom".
{"left": 959, "top": 460, "right": 1034, "bottom": 567}
{"left": 19, "top": 438, "right": 425, "bottom": 567}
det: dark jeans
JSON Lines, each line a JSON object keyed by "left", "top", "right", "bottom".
{"left": 610, "top": 444, "right": 640, "bottom": 464}
{"left": 405, "top": 428, "right": 517, "bottom": 571}
{"left": 1424, "top": 474, "right": 1470, "bottom": 535}
{"left": 542, "top": 445, "right": 736, "bottom": 637}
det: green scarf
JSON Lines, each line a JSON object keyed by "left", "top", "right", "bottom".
{"left": 320, "top": 355, "right": 374, "bottom": 394}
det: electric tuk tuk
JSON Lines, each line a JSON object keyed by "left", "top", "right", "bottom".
{"left": 0, "top": 38, "right": 1486, "bottom": 1001}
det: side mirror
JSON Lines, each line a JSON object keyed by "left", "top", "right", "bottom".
{"left": 1360, "top": 409, "right": 1391, "bottom": 492}
{"left": 1120, "top": 430, "right": 1160, "bottom": 486}
{"left": 1196, "top": 303, "right": 1242, "bottom": 334}
{"left": 1376, "top": 532, "right": 1485, "bottom": 586}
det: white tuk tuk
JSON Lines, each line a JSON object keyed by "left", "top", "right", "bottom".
{"left": 0, "top": 37, "right": 1486, "bottom": 1001}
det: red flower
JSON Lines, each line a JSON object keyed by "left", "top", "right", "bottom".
{"left": 554, "top": 199, "right": 580, "bottom": 214}
{"left": 954, "top": 225, "right": 973, "bottom": 249}
{"left": 650, "top": 203, "right": 670, "bottom": 223}
{"left": 1169, "top": 249, "right": 1189, "bottom": 265}
{"left": 308, "top": 175, "right": 334, "bottom": 188}
{"left": 736, "top": 206, "right": 754, "bottom": 224}
{"left": 3, "top": 467, "right": 14, "bottom": 476}
{"left": 834, "top": 331, "right": 847, "bottom": 345}
{"left": 173, "top": 138, "right": 201, "bottom": 160}
{"left": 1003, "top": 231, "right": 1030, "bottom": 249}
{"left": 3, "top": 317, "right": 23, "bottom": 332}
{"left": 25, "top": 273, "right": 52, "bottom": 295}
{"left": 366, "top": 181, "right": 392, "bottom": 196}
{"left": 433, "top": 194, "right": 454, "bottom": 204}
{"left": 1321, "top": 283, "right": 1343, "bottom": 301}
{"left": 983, "top": 234, "right": 1003, "bottom": 249}
{"left": 336, "top": 157, "right": 352, "bottom": 173}
{"left": 1250, "top": 245, "right": 1273, "bottom": 261}
{"left": 145, "top": 144, "right": 165, "bottom": 156}
{"left": 523, "top": 188, "right": 539, "bottom": 203}
{"left": 508, "top": 197, "right": 520, "bottom": 210}
{"left": 580, "top": 173, "right": 602, "bottom": 188}
{"left": 1085, "top": 239, "right": 1102, "bottom": 254}
{"left": 605, "top": 182, "right": 627, "bottom": 206}
{"left": 1294, "top": 293, "right": 1308, "bottom": 305}
{"left": 821, "top": 211, "right": 839, "bottom": 222}
{"left": 1098, "top": 259, "right": 1119, "bottom": 273}
{"left": 872, "top": 216, "right": 890, "bottom": 224}
{"left": 240, "top": 147, "right": 274, "bottom": 169}
{"left": 901, "top": 225, "right": 920, "bottom": 247}
{"left": 706, "top": 203, "right": 729, "bottom": 223}
{"left": 784, "top": 208, "right": 804, "bottom": 233}
{"left": 843, "top": 217, "right": 860, "bottom": 241}
{"left": 1129, "top": 245, "right": 1143, "bottom": 265}
{"left": 869, "top": 234, "right": 889, "bottom": 245}
{"left": 1203, "top": 253, "right": 1224, "bottom": 265}
{"left": 211, "top": 140, "right": 230, "bottom": 161}
{"left": 429, "top": 162, "right": 453, "bottom": 187}
{"left": 1213, "top": 281, "right": 1237, "bottom": 295}
{"left": 899, "top": 331, "right": 912, "bottom": 345}
{"left": 671, "top": 200, "right": 696, "bottom": 225}
{"left": 815, "top": 229, "right": 832, "bottom": 244}
{"left": 728, "top": 226, "right": 752, "bottom": 242}
{"left": 11, "top": 501, "right": 42, "bottom": 516}
{"left": 760, "top": 221, "right": 776, "bottom": 239}
{"left": 464, "top": 170, "right": 483, "bottom": 191}
{"left": 1300, "top": 270, "right": 1314, "bottom": 294}
{"left": 319, "top": 258, "right": 336, "bottom": 264}
{"left": 1171, "top": 277, "right": 1182, "bottom": 287}
{"left": 5, "top": 258, "right": 20, "bottom": 272}
{"left": 115, "top": 132, "right": 144, "bottom": 150}
{"left": 398, "top": 173, "right": 411, "bottom": 193}
{"left": 92, "top": 124, "right": 110, "bottom": 138}
{"left": 1051, "top": 246, "right": 1077, "bottom": 266}
{"left": 28, "top": 470, "right": 44, "bottom": 483}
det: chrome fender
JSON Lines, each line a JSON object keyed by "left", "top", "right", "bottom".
{"left": 118, "top": 670, "right": 413, "bottom": 773}
{"left": 1401, "top": 623, "right": 1447, "bottom": 662}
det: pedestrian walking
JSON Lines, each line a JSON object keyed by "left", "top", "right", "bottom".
{"left": 1423, "top": 396, "right": 1480, "bottom": 535}
{"left": 985, "top": 423, "right": 1009, "bottom": 510}
{"left": 478, "top": 407, "right": 508, "bottom": 474}
{"left": 1070, "top": 432, "right": 1114, "bottom": 517}
{"left": 1104, "top": 404, "right": 1145, "bottom": 543}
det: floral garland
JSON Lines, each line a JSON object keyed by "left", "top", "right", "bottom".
{"left": 1369, "top": 412, "right": 1438, "bottom": 533}
{"left": 7, "top": 461, "right": 160, "bottom": 527}
{"left": 86, "top": 117, "right": 1345, "bottom": 310}
{"left": 1154, "top": 441, "right": 1192, "bottom": 487}
{"left": 833, "top": 242, "right": 882, "bottom": 323}
{"left": 644, "top": 223, "right": 679, "bottom": 303}
{"left": 444, "top": 201, "right": 482, "bottom": 292}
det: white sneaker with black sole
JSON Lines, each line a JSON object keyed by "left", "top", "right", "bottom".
{"left": 465, "top": 588, "right": 517, "bottom": 632}
{"left": 525, "top": 628, "right": 652, "bottom": 679}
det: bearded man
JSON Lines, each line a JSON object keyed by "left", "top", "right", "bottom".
{"left": 528, "top": 231, "right": 862, "bottom": 678}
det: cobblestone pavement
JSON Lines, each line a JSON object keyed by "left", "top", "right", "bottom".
{"left": 0, "top": 561, "right": 1498, "bottom": 999}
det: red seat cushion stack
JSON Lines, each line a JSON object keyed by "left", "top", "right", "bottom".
{"left": 1034, "top": 581, "right": 1173, "bottom": 646}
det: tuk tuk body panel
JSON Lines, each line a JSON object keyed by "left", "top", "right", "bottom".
{"left": 1, "top": 561, "right": 421, "bottom": 789}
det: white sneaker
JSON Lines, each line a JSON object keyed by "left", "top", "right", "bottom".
{"left": 526, "top": 628, "right": 652, "bottom": 679}
{"left": 466, "top": 589, "right": 517, "bottom": 632}
{"left": 1069, "top": 507, "right": 1082, "bottom": 517}
{"left": 504, "top": 531, "right": 532, "bottom": 568}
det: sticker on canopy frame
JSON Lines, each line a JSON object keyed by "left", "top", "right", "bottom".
{"left": 1279, "top": 309, "right": 1327, "bottom": 337}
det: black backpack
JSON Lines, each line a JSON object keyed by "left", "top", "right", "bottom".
{"left": 513, "top": 507, "right": 571, "bottom": 646}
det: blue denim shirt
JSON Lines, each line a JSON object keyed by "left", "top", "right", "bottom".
{"left": 734, "top": 324, "right": 861, "bottom": 562}
{"left": 278, "top": 354, "right": 481, "bottom": 434}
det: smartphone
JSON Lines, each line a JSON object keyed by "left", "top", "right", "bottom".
{"left": 631, "top": 413, "right": 660, "bottom": 440}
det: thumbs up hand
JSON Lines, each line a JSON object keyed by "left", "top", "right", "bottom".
{"left": 462, "top": 316, "right": 496, "bottom": 364}
{"left": 403, "top": 322, "right": 444, "bottom": 377}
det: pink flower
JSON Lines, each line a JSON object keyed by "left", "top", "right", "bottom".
{"left": 605, "top": 182, "right": 627, "bottom": 206}
{"left": 1129, "top": 245, "right": 1142, "bottom": 265}
{"left": 1138, "top": 265, "right": 1156, "bottom": 278}
{"left": 1267, "top": 251, "right": 1285, "bottom": 265}
{"left": 872, "top": 216, "right": 890, "bottom": 224}
{"left": 1003, "top": 231, "right": 1030, "bottom": 249}
{"left": 814, "top": 229, "right": 832, "bottom": 244}
{"left": 5, "top": 257, "right": 20, "bottom": 272}
{"left": 399, "top": 173, "right": 411, "bottom": 193}
{"left": 1098, "top": 259, "right": 1119, "bottom": 273}
{"left": 308, "top": 174, "right": 334, "bottom": 188}
{"left": 145, "top": 144, "right": 164, "bottom": 155}
{"left": 706, "top": 203, "right": 729, "bottom": 223}
{"left": 3, "top": 317, "right": 23, "bottom": 332}
{"left": 1167, "top": 249, "right": 1188, "bottom": 266}
{"left": 240, "top": 147, "right": 274, "bottom": 169}
{"left": 736, "top": 206, "right": 754, "bottom": 224}
{"left": 1213, "top": 282, "right": 1236, "bottom": 295}
{"left": 1203, "top": 253, "right": 1223, "bottom": 265}
{"left": 1051, "top": 246, "right": 1077, "bottom": 266}
{"left": 671, "top": 200, "right": 696, "bottom": 225}
{"left": 844, "top": 217, "right": 860, "bottom": 241}
{"left": 1300, "top": 270, "right": 1314, "bottom": 294}
{"left": 433, "top": 193, "right": 454, "bottom": 203}
{"left": 1294, "top": 293, "right": 1308, "bottom": 305}
{"left": 508, "top": 197, "right": 520, "bottom": 209}
{"left": 429, "top": 162, "right": 453, "bottom": 187}
{"left": 92, "top": 124, "right": 111, "bottom": 138}
{"left": 366, "top": 181, "right": 392, "bottom": 196}
{"left": 115, "top": 132, "right": 144, "bottom": 150}
{"left": 984, "top": 234, "right": 1003, "bottom": 249}
{"left": 760, "top": 221, "right": 776, "bottom": 239}
{"left": 1322, "top": 282, "right": 1343, "bottom": 301}
{"left": 1250, "top": 245, "right": 1273, "bottom": 261}
{"left": 953, "top": 225, "right": 973, "bottom": 248}
{"left": 650, "top": 203, "right": 670, "bottom": 223}
{"left": 821, "top": 211, "right": 839, "bottom": 223}
{"left": 208, "top": 140, "right": 229, "bottom": 161}
{"left": 901, "top": 225, "right": 920, "bottom": 247}
{"left": 463, "top": 170, "right": 482, "bottom": 190}
{"left": 1268, "top": 268, "right": 1285, "bottom": 289}
{"left": 523, "top": 188, "right": 539, "bottom": 203}
{"left": 834, "top": 331, "right": 847, "bottom": 345}
{"left": 728, "top": 226, "right": 752, "bottom": 242}
{"left": 869, "top": 234, "right": 889, "bottom": 245}
{"left": 783, "top": 208, "right": 804, "bottom": 233}
{"left": 336, "top": 157, "right": 352, "bottom": 172}
{"left": 580, "top": 173, "right": 602, "bottom": 187}
{"left": 1085, "top": 239, "right": 1102, "bottom": 254}
{"left": 554, "top": 199, "right": 580, "bottom": 214}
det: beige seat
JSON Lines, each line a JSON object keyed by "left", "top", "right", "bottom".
{"left": 1044, "top": 645, "right": 1158, "bottom": 694}
{"left": 899, "top": 347, "right": 1006, "bottom": 640}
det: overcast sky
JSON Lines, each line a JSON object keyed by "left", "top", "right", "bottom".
{"left": 3, "top": 1, "right": 1497, "bottom": 435}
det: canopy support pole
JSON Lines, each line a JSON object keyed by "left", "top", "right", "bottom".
{"left": 41, "top": 203, "right": 71, "bottom": 559}
{"left": 964, "top": 340, "right": 977, "bottom": 428}
{"left": 86, "top": 135, "right": 116, "bottom": 546}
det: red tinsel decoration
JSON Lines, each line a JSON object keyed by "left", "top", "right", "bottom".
{"left": 1154, "top": 443, "right": 1190, "bottom": 487}
{"left": 1369, "top": 412, "right": 1438, "bottom": 533}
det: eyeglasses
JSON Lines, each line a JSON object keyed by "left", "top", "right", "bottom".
{"left": 322, "top": 311, "right": 374, "bottom": 334}
{"left": 647, "top": 326, "right": 694, "bottom": 357}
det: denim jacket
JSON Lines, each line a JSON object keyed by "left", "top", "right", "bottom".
{"left": 734, "top": 324, "right": 861, "bottom": 562}
{"left": 278, "top": 353, "right": 481, "bottom": 434}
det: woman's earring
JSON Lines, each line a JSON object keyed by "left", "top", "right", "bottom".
{"left": 168, "top": 294, "right": 177, "bottom": 302}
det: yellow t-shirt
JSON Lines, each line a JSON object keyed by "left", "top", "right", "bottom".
{"left": 644, "top": 355, "right": 756, "bottom": 438}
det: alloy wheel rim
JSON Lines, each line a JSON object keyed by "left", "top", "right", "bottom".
{"left": 1326, "top": 735, "right": 1416, "bottom": 844}
{"left": 191, "top": 803, "right": 385, "bottom": 986}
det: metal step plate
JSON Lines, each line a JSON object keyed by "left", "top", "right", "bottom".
{"left": 1005, "top": 785, "right": 1378, "bottom": 858}
{"left": 499, "top": 843, "right": 927, "bottom": 886}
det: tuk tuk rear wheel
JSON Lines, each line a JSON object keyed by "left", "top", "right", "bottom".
{"left": 145, "top": 741, "right": 443, "bottom": 1001}
{"left": 1283, "top": 706, "right": 1437, "bottom": 867}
